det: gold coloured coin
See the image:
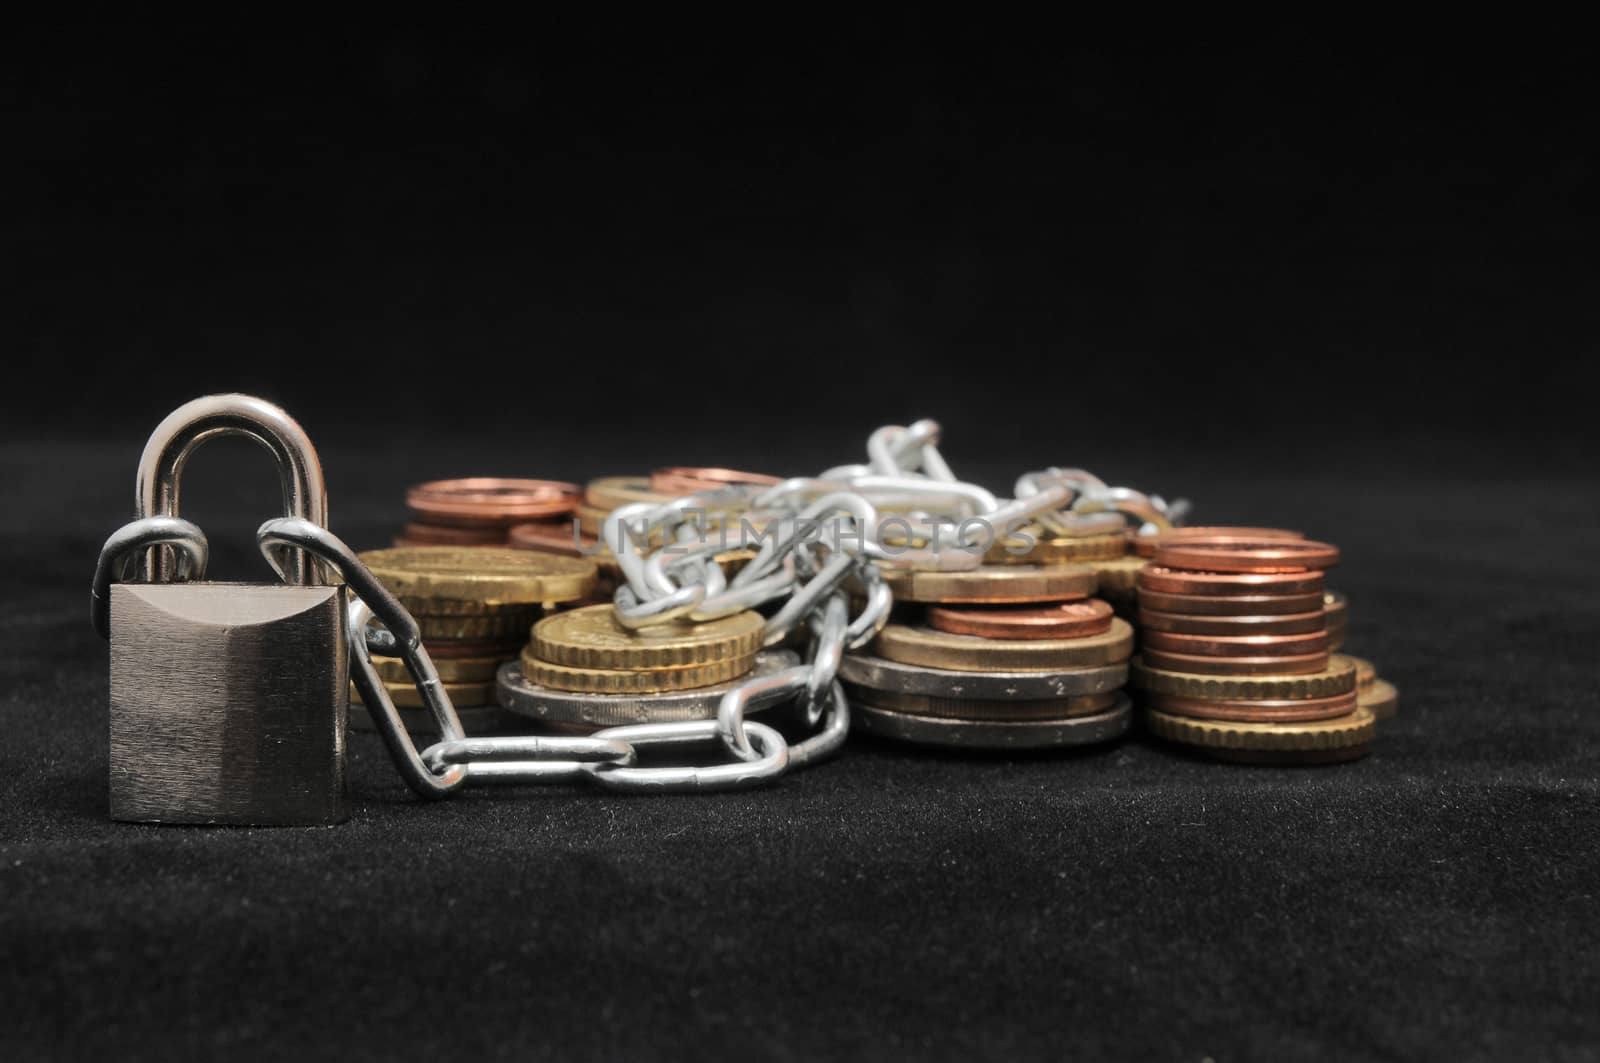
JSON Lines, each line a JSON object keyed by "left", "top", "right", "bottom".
{"left": 584, "top": 476, "right": 672, "bottom": 511}
{"left": 1144, "top": 705, "right": 1375, "bottom": 757}
{"left": 1085, "top": 556, "right": 1147, "bottom": 595}
{"left": 531, "top": 604, "right": 765, "bottom": 670}
{"left": 1129, "top": 654, "right": 1359, "bottom": 699}
{"left": 413, "top": 609, "right": 538, "bottom": 641}
{"left": 882, "top": 563, "right": 1097, "bottom": 604}
{"left": 360, "top": 547, "right": 596, "bottom": 605}
{"left": 352, "top": 678, "right": 494, "bottom": 709}
{"left": 986, "top": 529, "right": 1127, "bottom": 565}
{"left": 397, "top": 594, "right": 539, "bottom": 617}
{"left": 372, "top": 654, "right": 505, "bottom": 684}
{"left": 524, "top": 651, "right": 755, "bottom": 693}
{"left": 1345, "top": 654, "right": 1377, "bottom": 691}
{"left": 1360, "top": 677, "right": 1399, "bottom": 720}
{"left": 842, "top": 684, "right": 1118, "bottom": 721}
{"left": 871, "top": 618, "right": 1133, "bottom": 672}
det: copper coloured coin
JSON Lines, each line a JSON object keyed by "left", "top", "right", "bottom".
{"left": 398, "top": 521, "right": 509, "bottom": 546}
{"left": 1137, "top": 565, "right": 1326, "bottom": 597}
{"left": 1133, "top": 526, "right": 1302, "bottom": 559}
{"left": 1139, "top": 647, "right": 1331, "bottom": 675}
{"left": 508, "top": 520, "right": 596, "bottom": 558}
{"left": 407, "top": 478, "right": 581, "bottom": 527}
{"left": 925, "top": 599, "right": 1115, "bottom": 640}
{"left": 1137, "top": 608, "right": 1327, "bottom": 636}
{"left": 1141, "top": 629, "right": 1330, "bottom": 658}
{"left": 1153, "top": 537, "right": 1340, "bottom": 573}
{"left": 1136, "top": 588, "right": 1327, "bottom": 616}
{"left": 649, "top": 467, "right": 783, "bottom": 495}
{"left": 1145, "top": 689, "right": 1358, "bottom": 723}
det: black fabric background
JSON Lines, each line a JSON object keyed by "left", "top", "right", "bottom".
{"left": 5, "top": 14, "right": 1600, "bottom": 1061}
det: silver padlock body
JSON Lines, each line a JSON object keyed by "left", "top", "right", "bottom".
{"left": 109, "top": 582, "right": 349, "bottom": 825}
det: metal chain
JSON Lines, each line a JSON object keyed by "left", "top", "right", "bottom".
{"left": 95, "top": 417, "right": 1187, "bottom": 799}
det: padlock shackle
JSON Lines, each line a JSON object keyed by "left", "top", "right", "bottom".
{"left": 136, "top": 393, "right": 328, "bottom": 585}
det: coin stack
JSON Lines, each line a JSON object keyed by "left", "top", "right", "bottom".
{"left": 396, "top": 478, "right": 581, "bottom": 548}
{"left": 1130, "top": 531, "right": 1378, "bottom": 763}
{"left": 840, "top": 563, "right": 1133, "bottom": 750}
{"left": 989, "top": 517, "right": 1146, "bottom": 617}
{"left": 498, "top": 603, "right": 786, "bottom": 733}
{"left": 351, "top": 547, "right": 598, "bottom": 734}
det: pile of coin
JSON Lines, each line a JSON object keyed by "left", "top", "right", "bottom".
{"left": 840, "top": 562, "right": 1133, "bottom": 750}
{"left": 497, "top": 602, "right": 794, "bottom": 733}
{"left": 1130, "top": 529, "right": 1383, "bottom": 762}
{"left": 396, "top": 478, "right": 580, "bottom": 548}
{"left": 352, "top": 547, "right": 597, "bottom": 733}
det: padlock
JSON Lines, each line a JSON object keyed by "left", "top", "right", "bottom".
{"left": 99, "top": 394, "right": 349, "bottom": 826}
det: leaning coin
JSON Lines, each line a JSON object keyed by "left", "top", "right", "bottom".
{"left": 852, "top": 694, "right": 1132, "bottom": 750}
{"left": 838, "top": 652, "right": 1129, "bottom": 699}
{"left": 361, "top": 547, "right": 597, "bottom": 605}
{"left": 873, "top": 618, "right": 1134, "bottom": 672}
{"left": 498, "top": 650, "right": 798, "bottom": 727}
{"left": 1359, "top": 677, "right": 1399, "bottom": 720}
{"left": 532, "top": 603, "right": 765, "bottom": 670}
{"left": 1130, "top": 654, "right": 1358, "bottom": 699}
{"left": 883, "top": 563, "right": 1097, "bottom": 604}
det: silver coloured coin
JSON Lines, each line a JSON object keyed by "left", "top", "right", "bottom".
{"left": 852, "top": 694, "right": 1132, "bottom": 750}
{"left": 498, "top": 649, "right": 801, "bottom": 727}
{"left": 838, "top": 652, "right": 1128, "bottom": 699}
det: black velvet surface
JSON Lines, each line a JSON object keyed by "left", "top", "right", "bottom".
{"left": 3, "top": 438, "right": 1597, "bottom": 1061}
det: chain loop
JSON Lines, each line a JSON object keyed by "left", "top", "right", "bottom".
{"left": 91, "top": 516, "right": 209, "bottom": 638}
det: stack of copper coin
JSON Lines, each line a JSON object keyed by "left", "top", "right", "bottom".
{"left": 495, "top": 603, "right": 790, "bottom": 734}
{"left": 397, "top": 478, "right": 581, "bottom": 548}
{"left": 1130, "top": 530, "right": 1379, "bottom": 762}
{"left": 839, "top": 563, "right": 1132, "bottom": 750}
{"left": 350, "top": 547, "right": 597, "bottom": 734}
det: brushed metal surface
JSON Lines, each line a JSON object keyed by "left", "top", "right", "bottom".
{"left": 109, "top": 582, "right": 348, "bottom": 825}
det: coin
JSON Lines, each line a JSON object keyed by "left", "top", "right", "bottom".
{"left": 1153, "top": 537, "right": 1340, "bottom": 573}
{"left": 1160, "top": 526, "right": 1305, "bottom": 541}
{"left": 1140, "top": 629, "right": 1331, "bottom": 658}
{"left": 1139, "top": 648, "right": 1330, "bottom": 675}
{"left": 1136, "top": 588, "right": 1327, "bottom": 616}
{"left": 360, "top": 547, "right": 597, "bottom": 604}
{"left": 351, "top": 678, "right": 494, "bottom": 709}
{"left": 852, "top": 694, "right": 1132, "bottom": 750}
{"left": 1344, "top": 655, "right": 1378, "bottom": 691}
{"left": 497, "top": 650, "right": 798, "bottom": 728}
{"left": 1085, "top": 556, "right": 1147, "bottom": 595}
{"left": 524, "top": 651, "right": 756, "bottom": 693}
{"left": 406, "top": 478, "right": 580, "bottom": 527}
{"left": 398, "top": 594, "right": 538, "bottom": 617}
{"left": 883, "top": 563, "right": 1097, "bottom": 604}
{"left": 1143, "top": 705, "right": 1375, "bottom": 758}
{"left": 649, "top": 467, "right": 783, "bottom": 495}
{"left": 1137, "top": 608, "right": 1328, "bottom": 636}
{"left": 839, "top": 653, "right": 1129, "bottom": 699}
{"left": 842, "top": 685, "right": 1118, "bottom": 721}
{"left": 398, "top": 522, "right": 509, "bottom": 546}
{"left": 1130, "top": 654, "right": 1356, "bottom": 696}
{"left": 1138, "top": 566, "right": 1326, "bottom": 597}
{"left": 425, "top": 637, "right": 526, "bottom": 659}
{"left": 873, "top": 618, "right": 1133, "bottom": 672}
{"left": 1360, "top": 677, "right": 1400, "bottom": 720}
{"left": 1143, "top": 689, "right": 1358, "bottom": 723}
{"left": 584, "top": 476, "right": 673, "bottom": 512}
{"left": 986, "top": 530, "right": 1127, "bottom": 565}
{"left": 373, "top": 654, "right": 504, "bottom": 683}
{"left": 1324, "top": 590, "right": 1348, "bottom": 650}
{"left": 926, "top": 599, "right": 1114, "bottom": 640}
{"left": 532, "top": 604, "right": 765, "bottom": 670}
{"left": 413, "top": 609, "right": 538, "bottom": 641}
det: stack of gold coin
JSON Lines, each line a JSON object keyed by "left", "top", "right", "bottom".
{"left": 352, "top": 547, "right": 598, "bottom": 733}
{"left": 840, "top": 563, "right": 1133, "bottom": 750}
{"left": 518, "top": 604, "right": 766, "bottom": 703}
{"left": 1129, "top": 529, "right": 1388, "bottom": 761}
{"left": 396, "top": 478, "right": 580, "bottom": 548}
